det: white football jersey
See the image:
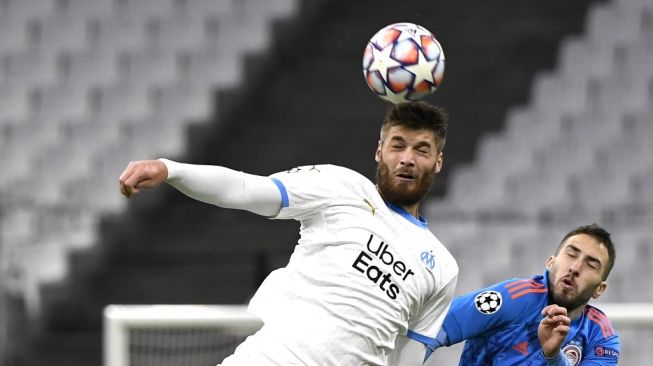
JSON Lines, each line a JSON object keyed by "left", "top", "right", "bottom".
{"left": 219, "top": 165, "right": 458, "bottom": 366}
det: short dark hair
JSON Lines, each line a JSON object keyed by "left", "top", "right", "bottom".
{"left": 381, "top": 102, "right": 448, "bottom": 152}
{"left": 556, "top": 223, "right": 616, "bottom": 280}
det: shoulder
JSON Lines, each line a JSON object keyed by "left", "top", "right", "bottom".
{"left": 583, "top": 305, "right": 619, "bottom": 341}
{"left": 274, "top": 165, "right": 368, "bottom": 182}
{"left": 451, "top": 275, "right": 546, "bottom": 319}
{"left": 323, "top": 165, "right": 371, "bottom": 182}
{"left": 478, "top": 275, "right": 548, "bottom": 317}
{"left": 499, "top": 275, "right": 548, "bottom": 303}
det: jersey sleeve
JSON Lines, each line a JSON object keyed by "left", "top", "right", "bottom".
{"left": 438, "top": 278, "right": 543, "bottom": 345}
{"left": 579, "top": 336, "right": 620, "bottom": 365}
{"left": 268, "top": 165, "right": 341, "bottom": 221}
{"left": 406, "top": 273, "right": 457, "bottom": 349}
{"left": 580, "top": 310, "right": 620, "bottom": 366}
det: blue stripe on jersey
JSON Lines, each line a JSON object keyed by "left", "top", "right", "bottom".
{"left": 385, "top": 201, "right": 428, "bottom": 229}
{"left": 270, "top": 178, "right": 289, "bottom": 208}
{"left": 407, "top": 330, "right": 437, "bottom": 349}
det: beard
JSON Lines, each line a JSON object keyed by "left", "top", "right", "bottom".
{"left": 547, "top": 271, "right": 597, "bottom": 312}
{"left": 376, "top": 158, "right": 435, "bottom": 207}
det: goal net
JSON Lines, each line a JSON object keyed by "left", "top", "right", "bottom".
{"left": 103, "top": 305, "right": 262, "bottom": 366}
{"left": 104, "top": 303, "right": 653, "bottom": 366}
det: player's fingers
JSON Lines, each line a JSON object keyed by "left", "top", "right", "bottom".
{"left": 123, "top": 165, "right": 153, "bottom": 192}
{"left": 119, "top": 162, "right": 139, "bottom": 196}
{"left": 543, "top": 315, "right": 570, "bottom": 326}
{"left": 541, "top": 304, "right": 555, "bottom": 316}
{"left": 119, "top": 161, "right": 139, "bottom": 183}
{"left": 120, "top": 181, "right": 131, "bottom": 198}
{"left": 541, "top": 304, "right": 567, "bottom": 317}
{"left": 134, "top": 178, "right": 156, "bottom": 189}
{"left": 121, "top": 165, "right": 144, "bottom": 188}
{"left": 554, "top": 324, "right": 570, "bottom": 335}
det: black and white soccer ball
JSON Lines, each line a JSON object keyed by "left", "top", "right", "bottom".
{"left": 474, "top": 291, "right": 502, "bottom": 314}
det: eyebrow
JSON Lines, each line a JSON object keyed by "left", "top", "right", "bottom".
{"left": 565, "top": 244, "right": 602, "bottom": 268}
{"left": 388, "top": 136, "right": 433, "bottom": 148}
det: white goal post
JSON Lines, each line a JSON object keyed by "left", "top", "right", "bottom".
{"left": 103, "top": 305, "right": 262, "bottom": 366}
{"left": 103, "top": 303, "right": 653, "bottom": 366}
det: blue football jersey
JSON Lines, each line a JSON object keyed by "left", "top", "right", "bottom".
{"left": 431, "top": 270, "right": 620, "bottom": 365}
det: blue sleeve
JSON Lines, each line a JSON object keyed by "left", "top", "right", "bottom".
{"left": 542, "top": 350, "right": 571, "bottom": 366}
{"left": 439, "top": 278, "right": 540, "bottom": 345}
{"left": 579, "top": 334, "right": 620, "bottom": 365}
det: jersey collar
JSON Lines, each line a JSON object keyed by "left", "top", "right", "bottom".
{"left": 385, "top": 201, "right": 428, "bottom": 229}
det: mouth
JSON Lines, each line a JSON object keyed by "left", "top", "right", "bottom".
{"left": 396, "top": 172, "right": 416, "bottom": 181}
{"left": 561, "top": 277, "right": 576, "bottom": 290}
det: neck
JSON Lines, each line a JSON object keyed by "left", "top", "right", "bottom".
{"left": 568, "top": 304, "right": 587, "bottom": 320}
{"left": 388, "top": 200, "right": 421, "bottom": 219}
{"left": 401, "top": 203, "right": 420, "bottom": 218}
{"left": 376, "top": 187, "right": 422, "bottom": 219}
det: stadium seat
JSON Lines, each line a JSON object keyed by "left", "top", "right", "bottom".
{"left": 0, "top": 0, "right": 56, "bottom": 23}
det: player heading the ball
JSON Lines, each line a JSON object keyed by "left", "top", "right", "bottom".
{"left": 118, "top": 101, "right": 458, "bottom": 366}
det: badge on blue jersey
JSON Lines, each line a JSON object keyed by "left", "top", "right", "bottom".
{"left": 595, "top": 346, "right": 619, "bottom": 359}
{"left": 474, "top": 291, "right": 502, "bottom": 314}
{"left": 562, "top": 344, "right": 582, "bottom": 366}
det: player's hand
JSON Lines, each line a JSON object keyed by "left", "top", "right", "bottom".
{"left": 119, "top": 160, "right": 168, "bottom": 198}
{"left": 538, "top": 304, "right": 571, "bottom": 358}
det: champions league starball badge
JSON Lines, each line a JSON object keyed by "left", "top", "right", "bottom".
{"left": 474, "top": 291, "right": 502, "bottom": 314}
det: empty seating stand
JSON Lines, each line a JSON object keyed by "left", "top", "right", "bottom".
{"left": 426, "top": 0, "right": 653, "bottom": 363}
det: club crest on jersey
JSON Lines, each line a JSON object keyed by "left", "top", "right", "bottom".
{"left": 563, "top": 344, "right": 582, "bottom": 366}
{"left": 474, "top": 291, "right": 502, "bottom": 314}
{"left": 420, "top": 250, "right": 435, "bottom": 269}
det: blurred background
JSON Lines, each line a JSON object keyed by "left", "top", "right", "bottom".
{"left": 0, "top": 0, "right": 651, "bottom": 364}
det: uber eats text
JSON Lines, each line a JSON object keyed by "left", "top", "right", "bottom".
{"left": 352, "top": 234, "right": 415, "bottom": 299}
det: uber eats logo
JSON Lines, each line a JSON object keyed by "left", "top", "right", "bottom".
{"left": 352, "top": 234, "right": 415, "bottom": 300}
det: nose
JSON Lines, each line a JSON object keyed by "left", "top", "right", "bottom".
{"left": 568, "top": 259, "right": 582, "bottom": 275}
{"left": 400, "top": 149, "right": 416, "bottom": 167}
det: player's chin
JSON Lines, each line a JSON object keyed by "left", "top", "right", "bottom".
{"left": 551, "top": 291, "right": 578, "bottom": 308}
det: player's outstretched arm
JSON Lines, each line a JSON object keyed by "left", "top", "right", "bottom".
{"left": 119, "top": 159, "right": 282, "bottom": 217}
{"left": 538, "top": 304, "right": 571, "bottom": 366}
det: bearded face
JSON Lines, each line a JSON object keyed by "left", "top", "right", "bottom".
{"left": 376, "top": 155, "right": 435, "bottom": 207}
{"left": 547, "top": 265, "right": 600, "bottom": 311}
{"left": 374, "top": 126, "right": 442, "bottom": 209}
{"left": 546, "top": 234, "right": 609, "bottom": 313}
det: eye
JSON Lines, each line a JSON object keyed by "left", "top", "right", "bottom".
{"left": 587, "top": 261, "right": 599, "bottom": 270}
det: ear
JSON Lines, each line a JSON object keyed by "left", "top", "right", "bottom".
{"left": 433, "top": 151, "right": 444, "bottom": 174}
{"left": 592, "top": 281, "right": 607, "bottom": 299}
{"left": 375, "top": 140, "right": 382, "bottom": 163}
{"left": 545, "top": 255, "right": 555, "bottom": 270}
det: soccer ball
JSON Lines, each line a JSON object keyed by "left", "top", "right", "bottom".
{"left": 474, "top": 291, "right": 502, "bottom": 314}
{"left": 362, "top": 22, "right": 445, "bottom": 104}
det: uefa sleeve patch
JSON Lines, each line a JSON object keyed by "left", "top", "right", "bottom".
{"left": 595, "top": 346, "right": 619, "bottom": 359}
{"left": 474, "top": 291, "right": 502, "bottom": 314}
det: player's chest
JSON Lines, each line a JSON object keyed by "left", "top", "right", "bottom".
{"left": 340, "top": 226, "right": 444, "bottom": 301}
{"left": 494, "top": 323, "right": 588, "bottom": 366}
